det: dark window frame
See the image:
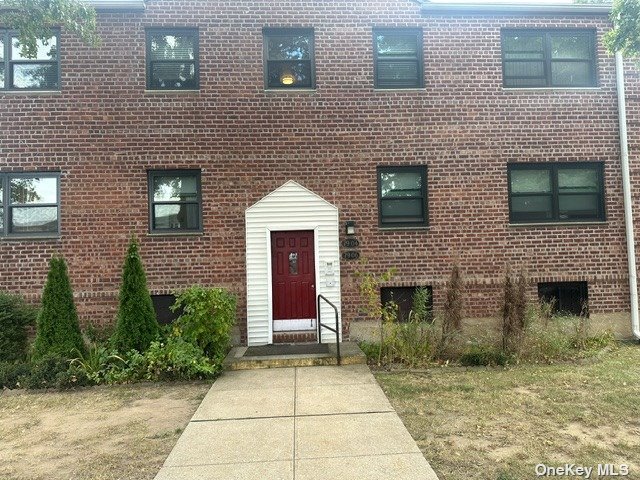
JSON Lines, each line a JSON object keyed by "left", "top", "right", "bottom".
{"left": 501, "top": 28, "right": 598, "bottom": 88}
{"left": 1, "top": 29, "right": 61, "bottom": 91}
{"left": 0, "top": 172, "right": 61, "bottom": 237}
{"left": 373, "top": 28, "right": 424, "bottom": 89}
{"left": 538, "top": 281, "right": 589, "bottom": 317}
{"left": 262, "top": 27, "right": 316, "bottom": 90}
{"left": 145, "top": 28, "right": 200, "bottom": 91}
{"left": 147, "top": 169, "right": 203, "bottom": 234}
{"left": 507, "top": 162, "right": 605, "bottom": 224}
{"left": 377, "top": 165, "right": 428, "bottom": 228}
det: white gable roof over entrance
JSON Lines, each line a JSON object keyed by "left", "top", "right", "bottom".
{"left": 245, "top": 180, "right": 341, "bottom": 346}
{"left": 246, "top": 180, "right": 338, "bottom": 213}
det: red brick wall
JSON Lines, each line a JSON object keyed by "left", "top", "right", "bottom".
{"left": 0, "top": 1, "right": 635, "bottom": 343}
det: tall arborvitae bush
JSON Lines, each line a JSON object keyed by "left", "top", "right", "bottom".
{"left": 32, "top": 256, "right": 85, "bottom": 360}
{"left": 442, "top": 264, "right": 463, "bottom": 336}
{"left": 112, "top": 236, "right": 159, "bottom": 353}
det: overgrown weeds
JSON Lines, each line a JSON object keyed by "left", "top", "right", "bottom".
{"left": 356, "top": 262, "right": 616, "bottom": 368}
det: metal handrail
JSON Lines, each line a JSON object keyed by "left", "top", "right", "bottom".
{"left": 317, "top": 294, "right": 341, "bottom": 366}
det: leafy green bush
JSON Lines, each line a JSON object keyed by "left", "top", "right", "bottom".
{"left": 71, "top": 338, "right": 217, "bottom": 384}
{"left": 54, "top": 365, "right": 92, "bottom": 390}
{"left": 171, "top": 286, "right": 236, "bottom": 362}
{"left": 112, "top": 236, "right": 159, "bottom": 353}
{"left": 110, "top": 350, "right": 147, "bottom": 383}
{"left": 0, "top": 362, "right": 32, "bottom": 389}
{"left": 144, "top": 337, "right": 217, "bottom": 381}
{"left": 22, "top": 356, "right": 71, "bottom": 389}
{"left": 70, "top": 344, "right": 126, "bottom": 384}
{"left": 460, "top": 344, "right": 510, "bottom": 366}
{"left": 32, "top": 256, "right": 85, "bottom": 361}
{"left": 0, "top": 292, "right": 37, "bottom": 362}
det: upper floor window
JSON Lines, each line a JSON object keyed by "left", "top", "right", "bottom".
{"left": 0, "top": 173, "right": 60, "bottom": 236}
{"left": 373, "top": 28, "right": 423, "bottom": 89}
{"left": 1, "top": 31, "right": 60, "bottom": 91}
{"left": 508, "top": 163, "right": 605, "bottom": 224}
{"left": 378, "top": 166, "right": 428, "bottom": 228}
{"left": 146, "top": 29, "right": 199, "bottom": 90}
{"left": 263, "top": 28, "right": 315, "bottom": 89}
{"left": 148, "top": 170, "right": 202, "bottom": 233}
{"left": 501, "top": 30, "right": 597, "bottom": 88}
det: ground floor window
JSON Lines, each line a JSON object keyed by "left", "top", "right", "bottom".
{"left": 377, "top": 166, "right": 428, "bottom": 228}
{"left": 381, "top": 286, "right": 433, "bottom": 322}
{"left": 538, "top": 281, "right": 588, "bottom": 316}
{"left": 508, "top": 163, "right": 605, "bottom": 223}
{"left": 0, "top": 172, "right": 60, "bottom": 236}
{"left": 148, "top": 170, "right": 202, "bottom": 233}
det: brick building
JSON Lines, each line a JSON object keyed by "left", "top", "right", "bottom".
{"left": 1, "top": 0, "right": 638, "bottom": 345}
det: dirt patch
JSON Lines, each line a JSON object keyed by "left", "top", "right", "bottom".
{"left": 0, "top": 382, "right": 210, "bottom": 480}
{"left": 488, "top": 445, "right": 521, "bottom": 462}
{"left": 564, "top": 422, "right": 640, "bottom": 450}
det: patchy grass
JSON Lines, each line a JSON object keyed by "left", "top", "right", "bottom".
{"left": 375, "top": 342, "right": 640, "bottom": 480}
{"left": 0, "top": 382, "right": 210, "bottom": 480}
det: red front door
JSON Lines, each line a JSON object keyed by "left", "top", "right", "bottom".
{"left": 271, "top": 230, "right": 316, "bottom": 331}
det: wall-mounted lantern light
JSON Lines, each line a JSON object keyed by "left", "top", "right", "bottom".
{"left": 345, "top": 221, "right": 356, "bottom": 236}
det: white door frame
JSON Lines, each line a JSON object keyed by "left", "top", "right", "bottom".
{"left": 265, "top": 224, "right": 321, "bottom": 344}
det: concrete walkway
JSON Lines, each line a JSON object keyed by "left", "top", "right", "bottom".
{"left": 154, "top": 365, "right": 439, "bottom": 480}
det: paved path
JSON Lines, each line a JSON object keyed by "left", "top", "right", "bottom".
{"left": 155, "top": 365, "right": 439, "bottom": 480}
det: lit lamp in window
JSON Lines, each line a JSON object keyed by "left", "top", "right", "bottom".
{"left": 280, "top": 71, "right": 295, "bottom": 86}
{"left": 345, "top": 221, "right": 356, "bottom": 236}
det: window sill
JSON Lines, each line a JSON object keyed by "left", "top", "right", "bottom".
{"left": 1, "top": 235, "right": 61, "bottom": 241}
{"left": 144, "top": 89, "right": 200, "bottom": 95}
{"left": 264, "top": 88, "right": 317, "bottom": 95}
{"left": 1, "top": 90, "right": 61, "bottom": 96}
{"left": 502, "top": 87, "right": 601, "bottom": 92}
{"left": 509, "top": 221, "right": 607, "bottom": 228}
{"left": 147, "top": 232, "right": 204, "bottom": 237}
{"left": 379, "top": 226, "right": 430, "bottom": 231}
{"left": 374, "top": 88, "right": 426, "bottom": 92}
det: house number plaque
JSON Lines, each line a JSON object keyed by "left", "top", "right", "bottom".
{"left": 342, "top": 251, "right": 360, "bottom": 261}
{"left": 342, "top": 238, "right": 360, "bottom": 248}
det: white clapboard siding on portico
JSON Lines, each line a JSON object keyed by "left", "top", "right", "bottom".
{"left": 245, "top": 181, "right": 341, "bottom": 346}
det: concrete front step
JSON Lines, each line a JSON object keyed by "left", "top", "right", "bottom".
{"left": 223, "top": 342, "right": 367, "bottom": 370}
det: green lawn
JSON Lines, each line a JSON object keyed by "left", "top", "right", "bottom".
{"left": 375, "top": 343, "right": 640, "bottom": 480}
